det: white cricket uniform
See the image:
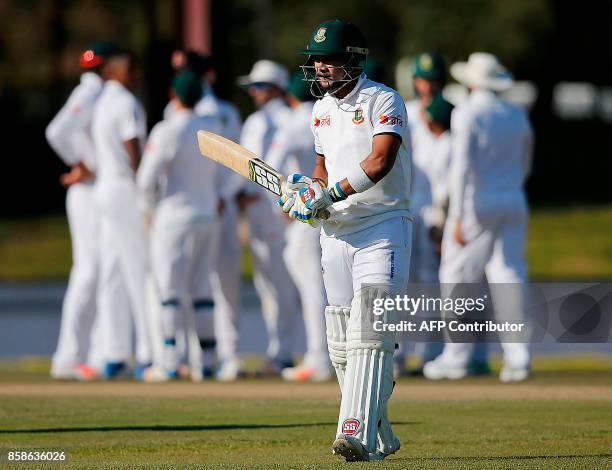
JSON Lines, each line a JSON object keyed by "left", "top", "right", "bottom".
{"left": 138, "top": 108, "right": 222, "bottom": 372}
{"left": 438, "top": 89, "right": 533, "bottom": 370}
{"left": 240, "top": 97, "right": 297, "bottom": 364}
{"left": 92, "top": 79, "right": 152, "bottom": 365}
{"left": 312, "top": 74, "right": 411, "bottom": 454}
{"left": 164, "top": 85, "right": 243, "bottom": 363}
{"left": 266, "top": 101, "right": 329, "bottom": 370}
{"left": 198, "top": 86, "right": 244, "bottom": 363}
{"left": 406, "top": 100, "right": 439, "bottom": 283}
{"left": 46, "top": 72, "right": 109, "bottom": 374}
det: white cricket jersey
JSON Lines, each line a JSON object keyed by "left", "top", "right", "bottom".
{"left": 45, "top": 72, "right": 103, "bottom": 170}
{"left": 405, "top": 100, "right": 435, "bottom": 214}
{"left": 312, "top": 74, "right": 412, "bottom": 236}
{"left": 449, "top": 89, "right": 533, "bottom": 218}
{"left": 240, "top": 97, "right": 291, "bottom": 199}
{"left": 137, "top": 109, "right": 223, "bottom": 225}
{"left": 266, "top": 101, "right": 316, "bottom": 176}
{"left": 421, "top": 132, "right": 452, "bottom": 228}
{"left": 92, "top": 80, "right": 147, "bottom": 181}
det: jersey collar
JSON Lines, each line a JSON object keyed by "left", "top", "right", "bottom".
{"left": 334, "top": 73, "right": 367, "bottom": 105}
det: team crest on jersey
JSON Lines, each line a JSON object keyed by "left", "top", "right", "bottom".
{"left": 352, "top": 107, "right": 364, "bottom": 125}
{"left": 313, "top": 27, "right": 327, "bottom": 43}
{"left": 314, "top": 115, "right": 331, "bottom": 127}
{"left": 342, "top": 418, "right": 361, "bottom": 435}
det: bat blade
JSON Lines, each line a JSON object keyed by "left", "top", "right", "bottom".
{"left": 197, "top": 130, "right": 285, "bottom": 195}
{"left": 197, "top": 130, "right": 330, "bottom": 219}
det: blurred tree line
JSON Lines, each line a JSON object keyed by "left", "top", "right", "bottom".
{"left": 0, "top": 0, "right": 610, "bottom": 216}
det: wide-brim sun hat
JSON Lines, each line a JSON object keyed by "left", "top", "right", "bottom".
{"left": 237, "top": 60, "right": 289, "bottom": 90}
{"left": 450, "top": 52, "right": 514, "bottom": 92}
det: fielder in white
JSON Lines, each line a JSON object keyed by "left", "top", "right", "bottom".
{"left": 45, "top": 42, "right": 120, "bottom": 380}
{"left": 91, "top": 51, "right": 153, "bottom": 376}
{"left": 280, "top": 20, "right": 412, "bottom": 461}
{"left": 238, "top": 60, "right": 298, "bottom": 373}
{"left": 423, "top": 53, "right": 534, "bottom": 383}
{"left": 163, "top": 51, "right": 244, "bottom": 380}
{"left": 138, "top": 71, "right": 223, "bottom": 380}
{"left": 266, "top": 72, "right": 331, "bottom": 382}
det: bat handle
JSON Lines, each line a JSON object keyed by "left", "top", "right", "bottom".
{"left": 318, "top": 208, "right": 331, "bottom": 220}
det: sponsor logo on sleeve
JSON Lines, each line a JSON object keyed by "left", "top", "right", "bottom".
{"left": 379, "top": 114, "right": 403, "bottom": 126}
{"left": 314, "top": 115, "right": 331, "bottom": 127}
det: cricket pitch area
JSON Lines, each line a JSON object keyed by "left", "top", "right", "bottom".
{"left": 0, "top": 355, "right": 610, "bottom": 469}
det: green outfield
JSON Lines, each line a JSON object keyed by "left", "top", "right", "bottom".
{"left": 1, "top": 205, "right": 612, "bottom": 281}
{"left": 0, "top": 355, "right": 611, "bottom": 468}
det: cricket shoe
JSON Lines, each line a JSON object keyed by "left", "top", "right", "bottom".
{"left": 281, "top": 364, "right": 333, "bottom": 382}
{"left": 332, "top": 434, "right": 370, "bottom": 462}
{"left": 257, "top": 359, "right": 294, "bottom": 378}
{"left": 50, "top": 363, "right": 98, "bottom": 381}
{"left": 370, "top": 435, "right": 401, "bottom": 461}
{"left": 102, "top": 361, "right": 129, "bottom": 379}
{"left": 216, "top": 357, "right": 245, "bottom": 382}
{"left": 423, "top": 358, "right": 467, "bottom": 380}
{"left": 499, "top": 365, "right": 530, "bottom": 383}
{"left": 142, "top": 366, "right": 178, "bottom": 383}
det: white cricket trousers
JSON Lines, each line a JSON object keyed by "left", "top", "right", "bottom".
{"left": 245, "top": 197, "right": 297, "bottom": 363}
{"left": 95, "top": 179, "right": 152, "bottom": 364}
{"left": 321, "top": 217, "right": 412, "bottom": 307}
{"left": 51, "top": 183, "right": 98, "bottom": 372}
{"left": 210, "top": 201, "right": 241, "bottom": 362}
{"left": 438, "top": 198, "right": 530, "bottom": 369}
{"left": 283, "top": 221, "right": 329, "bottom": 369}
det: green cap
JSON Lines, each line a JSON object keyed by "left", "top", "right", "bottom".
{"left": 425, "top": 94, "right": 454, "bottom": 129}
{"left": 172, "top": 70, "right": 202, "bottom": 107}
{"left": 300, "top": 19, "right": 368, "bottom": 58}
{"left": 413, "top": 52, "right": 446, "bottom": 80}
{"left": 287, "top": 71, "right": 313, "bottom": 102}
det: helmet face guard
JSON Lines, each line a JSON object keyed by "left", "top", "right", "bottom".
{"left": 300, "top": 52, "right": 367, "bottom": 98}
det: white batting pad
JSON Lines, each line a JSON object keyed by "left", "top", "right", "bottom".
{"left": 336, "top": 286, "right": 397, "bottom": 454}
{"left": 325, "top": 306, "right": 350, "bottom": 389}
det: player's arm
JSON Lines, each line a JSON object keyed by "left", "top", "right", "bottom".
{"left": 45, "top": 87, "right": 92, "bottom": 167}
{"left": 335, "top": 133, "right": 401, "bottom": 197}
{"left": 311, "top": 152, "right": 328, "bottom": 186}
{"left": 124, "top": 138, "right": 142, "bottom": 172}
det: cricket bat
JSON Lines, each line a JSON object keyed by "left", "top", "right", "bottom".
{"left": 197, "top": 130, "right": 330, "bottom": 219}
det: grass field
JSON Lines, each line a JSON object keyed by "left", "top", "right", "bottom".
{"left": 1, "top": 205, "right": 612, "bottom": 281}
{"left": 0, "top": 355, "right": 611, "bottom": 468}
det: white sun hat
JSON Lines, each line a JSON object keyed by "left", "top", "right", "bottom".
{"left": 237, "top": 60, "right": 289, "bottom": 90}
{"left": 450, "top": 52, "right": 514, "bottom": 92}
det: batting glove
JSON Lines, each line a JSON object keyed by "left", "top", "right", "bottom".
{"left": 277, "top": 173, "right": 313, "bottom": 214}
{"left": 303, "top": 181, "right": 347, "bottom": 213}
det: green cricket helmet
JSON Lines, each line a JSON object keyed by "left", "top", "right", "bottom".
{"left": 413, "top": 52, "right": 446, "bottom": 82}
{"left": 300, "top": 19, "right": 368, "bottom": 60}
{"left": 300, "top": 19, "right": 368, "bottom": 98}
{"left": 424, "top": 93, "right": 454, "bottom": 130}
{"left": 287, "top": 71, "right": 313, "bottom": 102}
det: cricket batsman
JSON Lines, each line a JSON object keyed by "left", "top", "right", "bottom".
{"left": 279, "top": 19, "right": 412, "bottom": 461}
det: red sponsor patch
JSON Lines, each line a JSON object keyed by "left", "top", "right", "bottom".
{"left": 342, "top": 418, "right": 361, "bottom": 435}
{"left": 314, "top": 115, "right": 331, "bottom": 127}
{"left": 379, "top": 114, "right": 403, "bottom": 126}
